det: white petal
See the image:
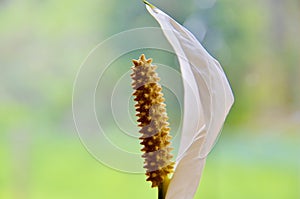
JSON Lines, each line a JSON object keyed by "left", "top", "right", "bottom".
{"left": 146, "top": 5, "right": 234, "bottom": 199}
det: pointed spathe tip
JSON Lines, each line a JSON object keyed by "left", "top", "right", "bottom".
{"left": 143, "top": 0, "right": 154, "bottom": 8}
{"left": 143, "top": 0, "right": 158, "bottom": 13}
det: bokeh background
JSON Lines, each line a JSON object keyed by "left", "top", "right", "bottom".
{"left": 1, "top": 0, "right": 299, "bottom": 198}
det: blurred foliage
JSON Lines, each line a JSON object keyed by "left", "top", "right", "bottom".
{"left": 0, "top": 0, "right": 299, "bottom": 198}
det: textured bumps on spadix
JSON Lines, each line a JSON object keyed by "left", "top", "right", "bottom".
{"left": 131, "top": 54, "right": 174, "bottom": 188}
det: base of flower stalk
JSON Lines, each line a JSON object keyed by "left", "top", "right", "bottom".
{"left": 158, "top": 183, "right": 164, "bottom": 199}
{"left": 158, "top": 177, "right": 171, "bottom": 199}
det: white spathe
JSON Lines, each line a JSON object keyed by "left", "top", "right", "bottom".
{"left": 146, "top": 5, "right": 234, "bottom": 199}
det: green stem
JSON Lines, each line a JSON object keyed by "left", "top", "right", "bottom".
{"left": 158, "top": 177, "right": 171, "bottom": 199}
{"left": 158, "top": 183, "right": 164, "bottom": 199}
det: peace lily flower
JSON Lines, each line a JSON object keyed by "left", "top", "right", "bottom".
{"left": 131, "top": 1, "right": 234, "bottom": 199}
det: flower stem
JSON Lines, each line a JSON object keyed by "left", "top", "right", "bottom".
{"left": 158, "top": 177, "right": 170, "bottom": 199}
{"left": 158, "top": 183, "right": 164, "bottom": 199}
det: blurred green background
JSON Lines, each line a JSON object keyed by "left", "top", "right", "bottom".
{"left": 0, "top": 0, "right": 299, "bottom": 198}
